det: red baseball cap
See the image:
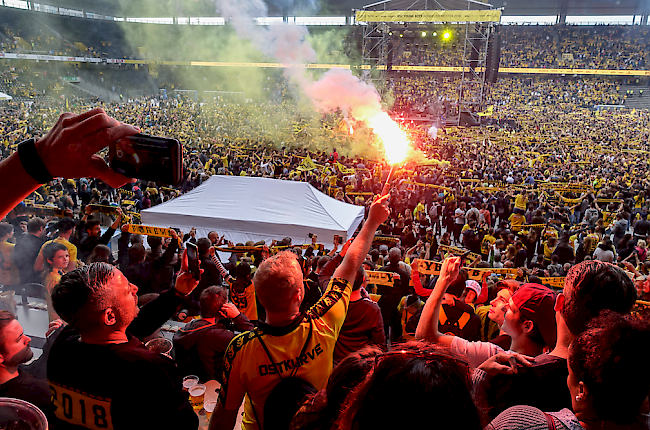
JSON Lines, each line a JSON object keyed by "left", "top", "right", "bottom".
{"left": 512, "top": 283, "right": 557, "bottom": 349}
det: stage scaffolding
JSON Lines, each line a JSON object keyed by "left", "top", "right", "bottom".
{"left": 356, "top": 1, "right": 500, "bottom": 126}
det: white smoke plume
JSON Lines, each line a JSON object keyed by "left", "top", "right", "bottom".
{"left": 215, "top": 0, "right": 316, "bottom": 84}
{"left": 306, "top": 68, "right": 383, "bottom": 121}
{"left": 428, "top": 125, "right": 438, "bottom": 139}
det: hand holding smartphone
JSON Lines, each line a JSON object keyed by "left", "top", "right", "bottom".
{"left": 109, "top": 133, "right": 182, "bottom": 185}
{"left": 185, "top": 242, "right": 201, "bottom": 281}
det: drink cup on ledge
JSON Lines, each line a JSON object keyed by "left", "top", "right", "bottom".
{"left": 182, "top": 375, "right": 199, "bottom": 392}
{"left": 204, "top": 400, "right": 217, "bottom": 421}
{"left": 189, "top": 384, "right": 206, "bottom": 411}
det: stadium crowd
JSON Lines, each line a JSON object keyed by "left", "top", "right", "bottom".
{"left": 0, "top": 21, "right": 649, "bottom": 430}
{"left": 393, "top": 24, "right": 650, "bottom": 70}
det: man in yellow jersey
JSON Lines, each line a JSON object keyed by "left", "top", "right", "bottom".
{"left": 210, "top": 195, "right": 390, "bottom": 430}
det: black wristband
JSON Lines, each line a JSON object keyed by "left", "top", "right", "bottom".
{"left": 17, "top": 138, "right": 54, "bottom": 184}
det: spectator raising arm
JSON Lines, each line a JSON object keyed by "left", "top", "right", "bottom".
{"left": 415, "top": 256, "right": 461, "bottom": 346}
{"left": 0, "top": 108, "right": 139, "bottom": 219}
{"left": 333, "top": 195, "right": 390, "bottom": 286}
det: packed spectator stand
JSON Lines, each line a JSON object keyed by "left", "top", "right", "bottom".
{"left": 1, "top": 7, "right": 650, "bottom": 430}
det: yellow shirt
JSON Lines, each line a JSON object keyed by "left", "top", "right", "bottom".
{"left": 514, "top": 194, "right": 527, "bottom": 211}
{"left": 508, "top": 213, "right": 526, "bottom": 232}
{"left": 43, "top": 269, "right": 62, "bottom": 322}
{"left": 0, "top": 241, "right": 19, "bottom": 286}
{"left": 229, "top": 280, "right": 258, "bottom": 321}
{"left": 219, "top": 278, "right": 352, "bottom": 429}
{"left": 480, "top": 235, "right": 496, "bottom": 255}
{"left": 543, "top": 243, "right": 556, "bottom": 262}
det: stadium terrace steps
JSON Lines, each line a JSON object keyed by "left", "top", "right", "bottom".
{"left": 620, "top": 86, "right": 650, "bottom": 110}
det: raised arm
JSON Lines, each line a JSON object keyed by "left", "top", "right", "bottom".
{"left": 0, "top": 108, "right": 138, "bottom": 219}
{"left": 415, "top": 256, "right": 461, "bottom": 346}
{"left": 333, "top": 195, "right": 390, "bottom": 285}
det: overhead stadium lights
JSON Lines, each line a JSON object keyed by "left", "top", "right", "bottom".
{"left": 421, "top": 31, "right": 426, "bottom": 37}
{"left": 442, "top": 30, "right": 452, "bottom": 40}
{"left": 432, "top": 31, "right": 438, "bottom": 36}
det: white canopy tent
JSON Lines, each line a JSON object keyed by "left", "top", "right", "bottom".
{"left": 141, "top": 176, "right": 365, "bottom": 248}
{"left": 0, "top": 92, "right": 12, "bottom": 100}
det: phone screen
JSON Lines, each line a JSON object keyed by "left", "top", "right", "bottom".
{"left": 109, "top": 133, "right": 182, "bottom": 185}
{"left": 186, "top": 243, "right": 201, "bottom": 281}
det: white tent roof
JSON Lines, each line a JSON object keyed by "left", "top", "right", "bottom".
{"left": 0, "top": 92, "right": 12, "bottom": 100}
{"left": 141, "top": 176, "right": 365, "bottom": 248}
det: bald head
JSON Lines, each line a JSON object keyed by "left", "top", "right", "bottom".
{"left": 388, "top": 247, "right": 401, "bottom": 265}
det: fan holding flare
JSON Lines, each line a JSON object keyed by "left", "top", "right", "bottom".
{"left": 306, "top": 68, "right": 413, "bottom": 195}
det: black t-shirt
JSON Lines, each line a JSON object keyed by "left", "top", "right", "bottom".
{"left": 406, "top": 298, "right": 481, "bottom": 342}
{"left": 48, "top": 327, "right": 197, "bottom": 430}
{"left": 635, "top": 219, "right": 650, "bottom": 236}
{"left": 0, "top": 371, "right": 54, "bottom": 422}
{"left": 480, "top": 354, "right": 571, "bottom": 420}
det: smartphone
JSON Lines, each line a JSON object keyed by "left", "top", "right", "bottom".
{"left": 334, "top": 235, "right": 341, "bottom": 245}
{"left": 109, "top": 133, "right": 182, "bottom": 185}
{"left": 186, "top": 242, "right": 201, "bottom": 281}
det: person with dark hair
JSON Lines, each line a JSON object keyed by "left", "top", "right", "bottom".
{"left": 377, "top": 247, "right": 411, "bottom": 341}
{"left": 76, "top": 205, "right": 122, "bottom": 263}
{"left": 290, "top": 346, "right": 382, "bottom": 430}
{"left": 0, "top": 311, "right": 54, "bottom": 422}
{"left": 633, "top": 212, "right": 650, "bottom": 241}
{"left": 34, "top": 216, "right": 77, "bottom": 273}
{"left": 209, "top": 195, "right": 389, "bottom": 430}
{"left": 488, "top": 311, "right": 650, "bottom": 430}
{"left": 47, "top": 257, "right": 200, "bottom": 429}
{"left": 173, "top": 286, "right": 254, "bottom": 383}
{"left": 14, "top": 217, "right": 46, "bottom": 284}
{"left": 87, "top": 244, "right": 113, "bottom": 264}
{"left": 335, "top": 341, "right": 484, "bottom": 430}
{"left": 118, "top": 224, "right": 179, "bottom": 295}
{"left": 333, "top": 265, "right": 385, "bottom": 363}
{"left": 475, "top": 260, "right": 637, "bottom": 420}
{"left": 186, "top": 237, "right": 222, "bottom": 315}
{"left": 416, "top": 257, "right": 556, "bottom": 368}
{"left": 593, "top": 237, "right": 615, "bottom": 262}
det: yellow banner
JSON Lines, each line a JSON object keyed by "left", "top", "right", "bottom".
{"left": 88, "top": 204, "right": 121, "bottom": 215}
{"left": 416, "top": 259, "right": 517, "bottom": 281}
{"left": 521, "top": 224, "right": 547, "bottom": 229}
{"left": 538, "top": 277, "right": 565, "bottom": 289}
{"left": 390, "top": 65, "right": 650, "bottom": 76}
{"left": 127, "top": 224, "right": 175, "bottom": 238}
{"left": 15, "top": 204, "right": 66, "bottom": 217}
{"left": 439, "top": 245, "right": 482, "bottom": 263}
{"left": 404, "top": 181, "right": 452, "bottom": 192}
{"left": 366, "top": 271, "right": 398, "bottom": 287}
{"left": 355, "top": 10, "right": 502, "bottom": 23}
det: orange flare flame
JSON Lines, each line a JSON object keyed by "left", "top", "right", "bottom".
{"left": 367, "top": 112, "right": 410, "bottom": 165}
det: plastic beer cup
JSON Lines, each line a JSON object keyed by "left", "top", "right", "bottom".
{"left": 189, "top": 384, "right": 206, "bottom": 411}
{"left": 182, "top": 375, "right": 199, "bottom": 392}
{"left": 204, "top": 400, "right": 217, "bottom": 421}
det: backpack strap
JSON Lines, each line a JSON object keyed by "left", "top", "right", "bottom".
{"left": 248, "top": 320, "right": 313, "bottom": 430}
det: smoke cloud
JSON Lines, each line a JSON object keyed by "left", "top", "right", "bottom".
{"left": 428, "top": 125, "right": 438, "bottom": 139}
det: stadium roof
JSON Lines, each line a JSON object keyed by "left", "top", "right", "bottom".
{"left": 28, "top": 0, "right": 650, "bottom": 17}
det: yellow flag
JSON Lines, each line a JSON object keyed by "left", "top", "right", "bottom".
{"left": 477, "top": 105, "right": 494, "bottom": 117}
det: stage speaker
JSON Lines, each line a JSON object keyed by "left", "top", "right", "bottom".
{"left": 485, "top": 26, "right": 501, "bottom": 84}
{"left": 459, "top": 110, "right": 479, "bottom": 127}
{"left": 469, "top": 38, "right": 481, "bottom": 71}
